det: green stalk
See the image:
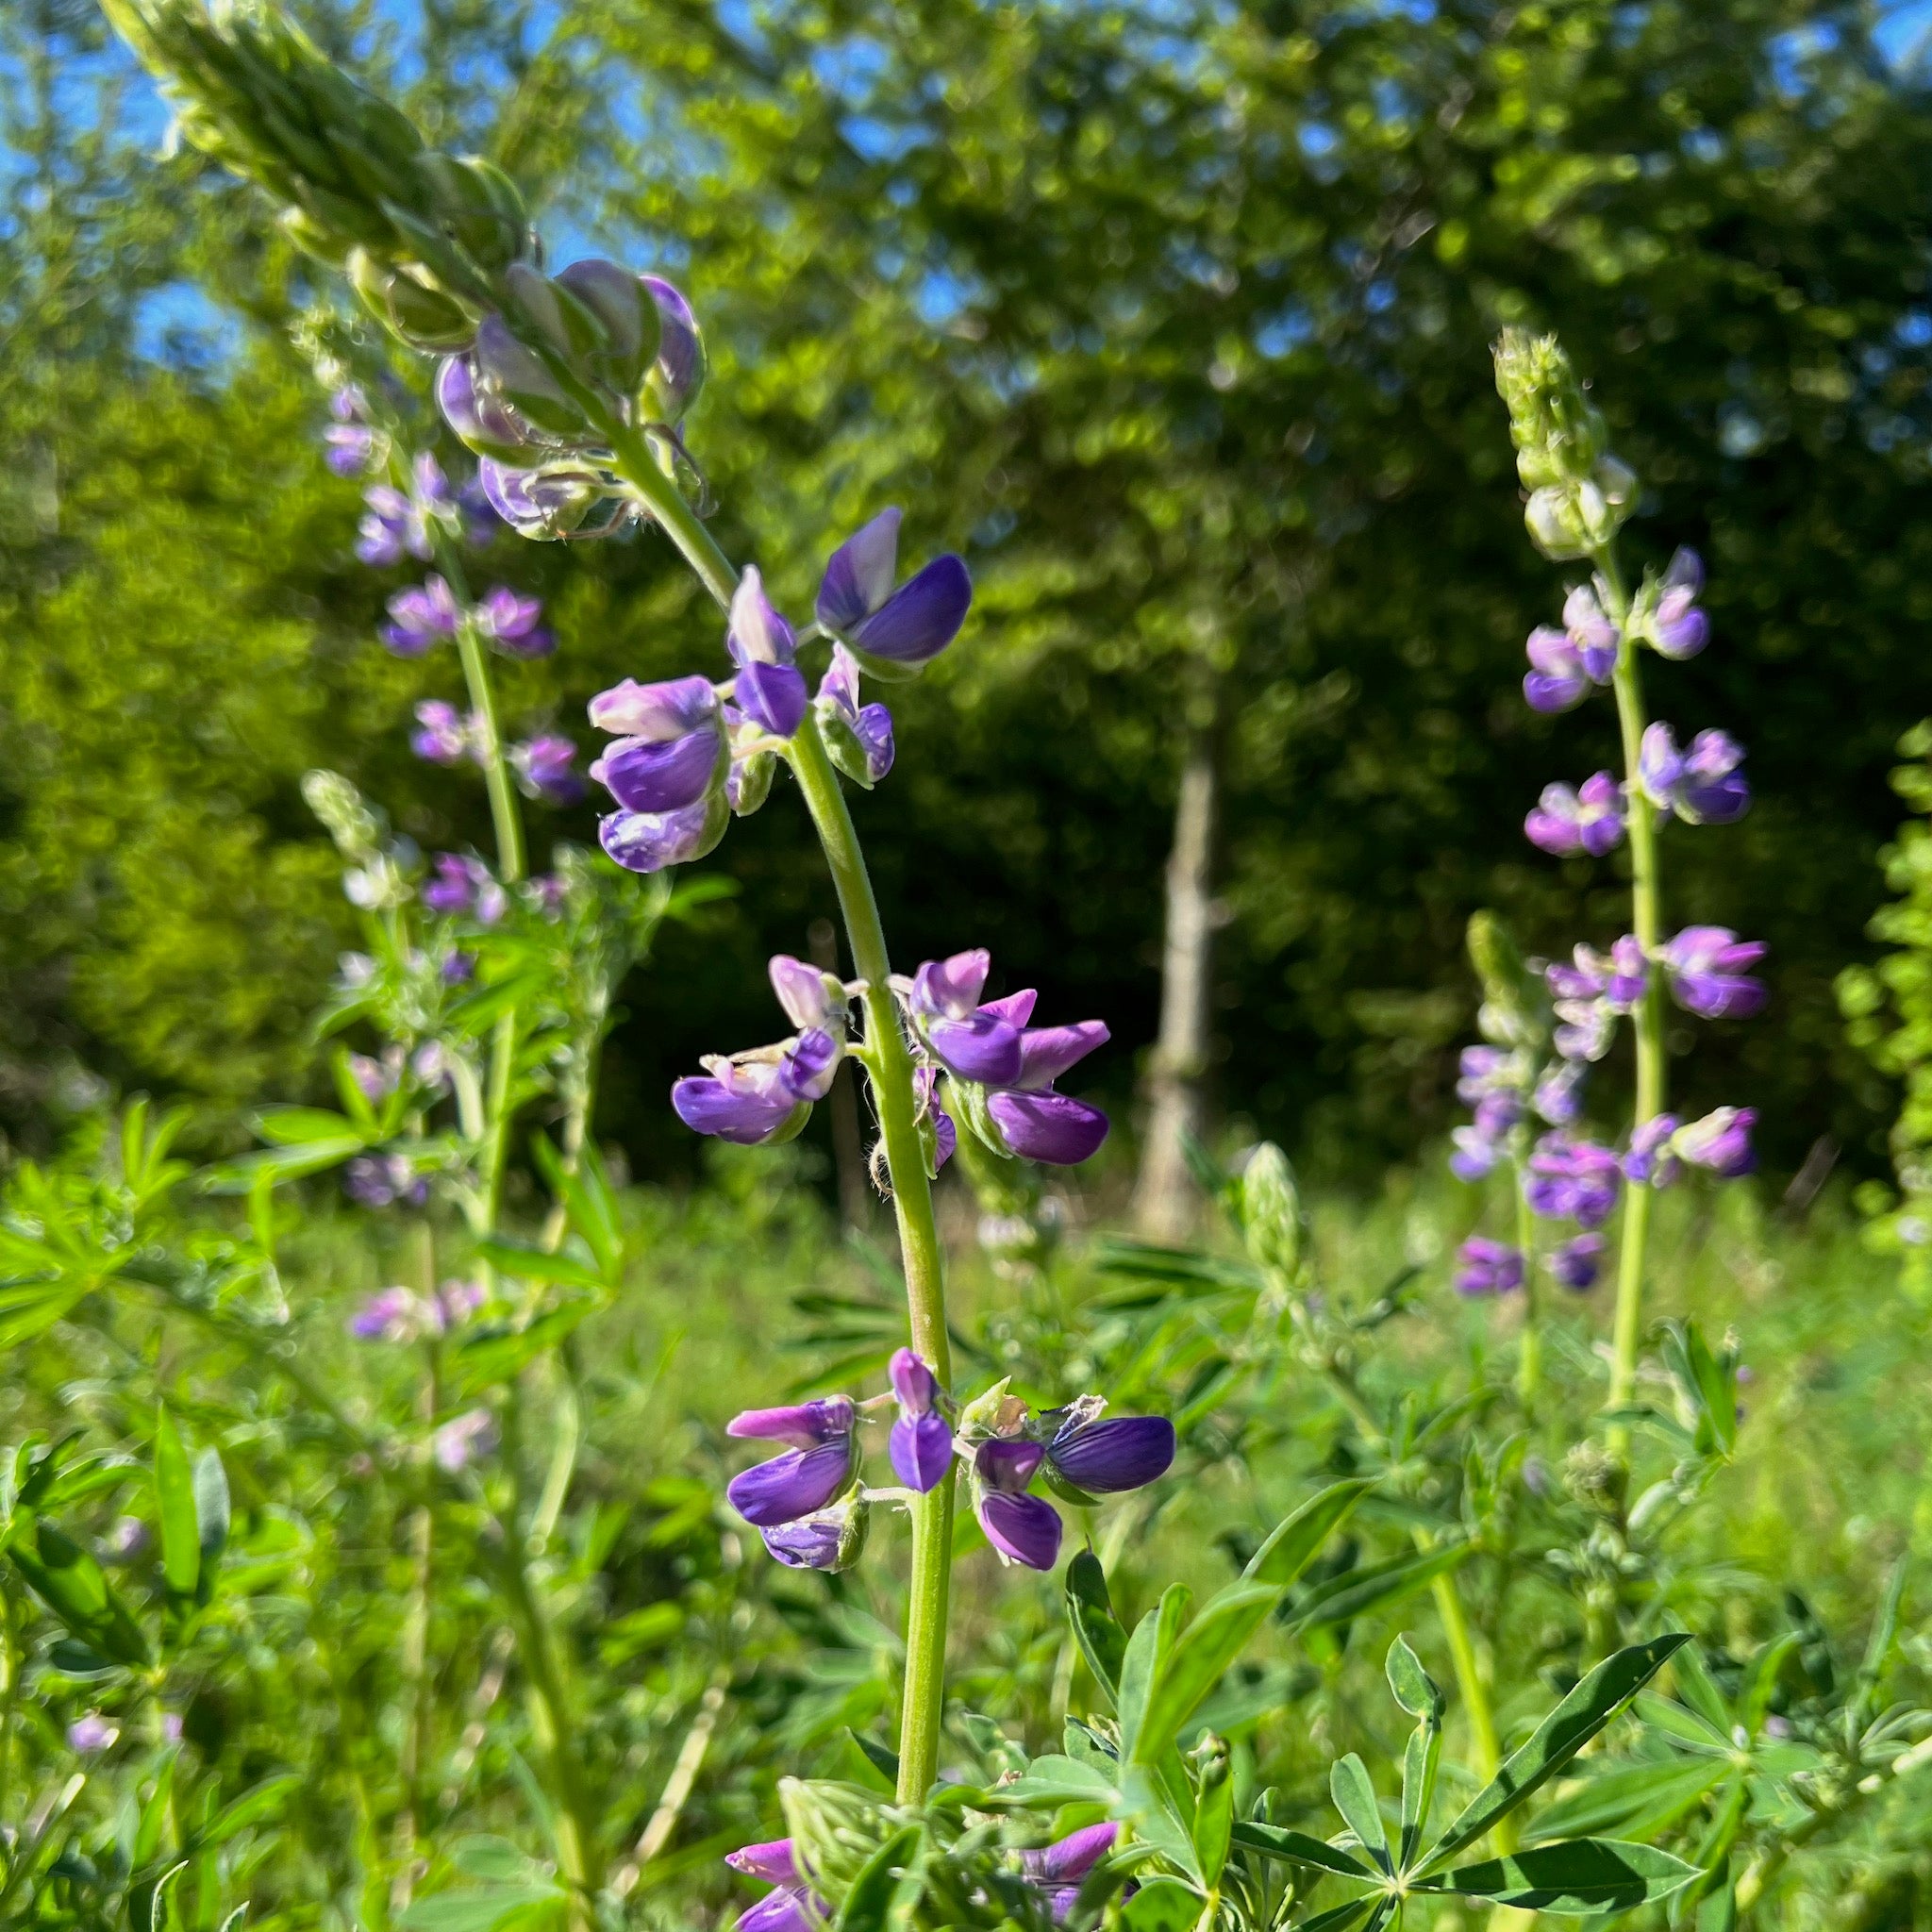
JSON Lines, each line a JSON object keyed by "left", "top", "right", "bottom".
{"left": 1513, "top": 1163, "right": 1541, "bottom": 1415}
{"left": 1596, "top": 550, "right": 1662, "bottom": 1451}
{"left": 586, "top": 408, "right": 957, "bottom": 1804}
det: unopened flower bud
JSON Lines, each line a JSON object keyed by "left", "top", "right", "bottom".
{"left": 1239, "top": 1141, "right": 1305, "bottom": 1281}
{"left": 346, "top": 248, "right": 474, "bottom": 351}
{"left": 777, "top": 1779, "right": 900, "bottom": 1908}
{"left": 554, "top": 258, "right": 661, "bottom": 395}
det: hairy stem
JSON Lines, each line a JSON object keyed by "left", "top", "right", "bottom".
{"left": 1597, "top": 549, "right": 1661, "bottom": 1450}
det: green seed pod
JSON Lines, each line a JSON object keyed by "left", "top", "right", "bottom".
{"left": 1240, "top": 1141, "right": 1306, "bottom": 1283}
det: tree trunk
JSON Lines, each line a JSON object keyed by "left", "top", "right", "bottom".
{"left": 1136, "top": 673, "right": 1226, "bottom": 1242}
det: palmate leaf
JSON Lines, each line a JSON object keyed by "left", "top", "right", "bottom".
{"left": 1329, "top": 1755, "right": 1390, "bottom": 1869}
{"left": 1418, "top": 1838, "right": 1702, "bottom": 1914}
{"left": 1416, "top": 1635, "right": 1689, "bottom": 1875}
{"left": 1122, "top": 1879, "right": 1206, "bottom": 1931}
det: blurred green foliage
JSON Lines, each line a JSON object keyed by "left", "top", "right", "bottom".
{"left": 8, "top": 0, "right": 1932, "bottom": 1180}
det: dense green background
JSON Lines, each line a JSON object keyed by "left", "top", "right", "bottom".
{"left": 7, "top": 0, "right": 1932, "bottom": 1184}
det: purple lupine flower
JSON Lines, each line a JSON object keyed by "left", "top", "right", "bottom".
{"left": 1639, "top": 724, "right": 1750, "bottom": 825}
{"left": 1533, "top": 1058, "right": 1588, "bottom": 1125}
{"left": 1662, "top": 927, "right": 1767, "bottom": 1021}
{"left": 974, "top": 1438, "right": 1063, "bottom": 1570}
{"left": 1455, "top": 1237, "right": 1524, "bottom": 1296}
{"left": 1674, "top": 1106, "right": 1757, "bottom": 1177}
{"left": 325, "top": 387, "right": 384, "bottom": 476}
{"left": 724, "top": 1396, "right": 857, "bottom": 1527}
{"left": 433, "top": 1408, "right": 498, "bottom": 1473}
{"left": 411, "top": 699, "right": 476, "bottom": 765}
{"left": 357, "top": 453, "right": 458, "bottom": 567}
{"left": 67, "top": 1713, "right": 119, "bottom": 1754}
{"left": 103, "top": 1516, "right": 150, "bottom": 1563}
{"left": 349, "top": 1287, "right": 420, "bottom": 1341}
{"left": 814, "top": 643, "right": 896, "bottom": 786}
{"left": 908, "top": 950, "right": 1025, "bottom": 1084}
{"left": 1547, "top": 1233, "right": 1606, "bottom": 1292}
{"left": 1548, "top": 938, "right": 1648, "bottom": 1015}
{"left": 599, "top": 793, "right": 728, "bottom": 874}
{"left": 510, "top": 735, "right": 587, "bottom": 806}
{"left": 815, "top": 507, "right": 974, "bottom": 673}
{"left": 1523, "top": 583, "right": 1619, "bottom": 713}
{"left": 436, "top": 353, "right": 549, "bottom": 461}
{"left": 1024, "top": 1823, "right": 1123, "bottom": 1924}
{"left": 1563, "top": 583, "right": 1621, "bottom": 678}
{"left": 381, "top": 575, "right": 462, "bottom": 657}
{"left": 770, "top": 955, "right": 847, "bottom": 1035}
{"left": 477, "top": 458, "right": 628, "bottom": 542}
{"left": 724, "top": 1840, "right": 825, "bottom": 1932}
{"left": 475, "top": 586, "right": 555, "bottom": 658}
{"left": 347, "top": 1050, "right": 397, "bottom": 1102}
{"left": 1646, "top": 549, "right": 1709, "bottom": 658}
{"left": 760, "top": 1492, "right": 869, "bottom": 1571}
{"left": 343, "top": 1154, "right": 429, "bottom": 1209}
{"left": 888, "top": 1349, "right": 954, "bottom": 1493}
{"left": 1044, "top": 1411, "right": 1176, "bottom": 1496}
{"left": 441, "top": 949, "right": 476, "bottom": 985}
{"left": 987, "top": 1091, "right": 1110, "bottom": 1167}
{"left": 1450, "top": 1125, "right": 1504, "bottom": 1181}
{"left": 914, "top": 1064, "right": 958, "bottom": 1171}
{"left": 726, "top": 569, "right": 808, "bottom": 739}
{"left": 673, "top": 1027, "right": 840, "bottom": 1146}
{"left": 1524, "top": 1133, "right": 1622, "bottom": 1228}
{"left": 641, "top": 275, "right": 706, "bottom": 421}
{"left": 423, "top": 854, "right": 508, "bottom": 924}
{"left": 589, "top": 673, "right": 729, "bottom": 826}
{"left": 1623, "top": 1113, "right": 1682, "bottom": 1187}
{"left": 1525, "top": 771, "right": 1625, "bottom": 857}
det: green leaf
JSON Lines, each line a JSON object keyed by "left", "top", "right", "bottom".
{"left": 1228, "top": 1822, "right": 1375, "bottom": 1879}
{"left": 1241, "top": 1478, "right": 1374, "bottom": 1589}
{"left": 1330, "top": 1755, "right": 1390, "bottom": 1869}
{"left": 1117, "top": 1583, "right": 1191, "bottom": 1763}
{"left": 1284, "top": 1540, "right": 1472, "bottom": 1635}
{"left": 1131, "top": 1584, "right": 1277, "bottom": 1766}
{"left": 1634, "top": 1693, "right": 1733, "bottom": 1755}
{"left": 154, "top": 1407, "right": 198, "bottom": 1603}
{"left": 1421, "top": 1839, "right": 1702, "bottom": 1914}
{"left": 474, "top": 1239, "right": 606, "bottom": 1292}
{"left": 10, "top": 1520, "right": 150, "bottom": 1665}
{"left": 1668, "top": 1641, "right": 1737, "bottom": 1739}
{"left": 448, "top": 1301, "right": 601, "bottom": 1398}
{"left": 397, "top": 1888, "right": 563, "bottom": 1932}
{"left": 134, "top": 1747, "right": 180, "bottom": 1866}
{"left": 251, "top": 1106, "right": 363, "bottom": 1147}
{"left": 834, "top": 1824, "right": 924, "bottom": 1931}
{"left": 1521, "top": 1758, "right": 1729, "bottom": 1845}
{"left": 199, "top": 1139, "right": 366, "bottom": 1192}
{"left": 1386, "top": 1636, "right": 1443, "bottom": 1718}
{"left": 1418, "top": 1635, "right": 1689, "bottom": 1874}
{"left": 148, "top": 1860, "right": 190, "bottom": 1932}
{"left": 202, "top": 1774, "right": 300, "bottom": 1844}
{"left": 1065, "top": 1551, "right": 1128, "bottom": 1705}
{"left": 997, "top": 1755, "right": 1118, "bottom": 1806}
{"left": 1294, "top": 1899, "right": 1377, "bottom": 1932}
{"left": 847, "top": 1729, "right": 900, "bottom": 1790}
{"left": 193, "top": 1447, "right": 230, "bottom": 1574}
{"left": 1193, "top": 1754, "right": 1235, "bottom": 1886}
{"left": 1120, "top": 1763, "right": 1204, "bottom": 1887}
{"left": 531, "top": 1135, "right": 624, "bottom": 1284}
{"left": 1121, "top": 1879, "right": 1206, "bottom": 1931}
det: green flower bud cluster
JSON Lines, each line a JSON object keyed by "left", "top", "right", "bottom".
{"left": 1239, "top": 1141, "right": 1307, "bottom": 1286}
{"left": 1492, "top": 327, "right": 1638, "bottom": 561}
{"left": 777, "top": 1778, "right": 907, "bottom": 1908}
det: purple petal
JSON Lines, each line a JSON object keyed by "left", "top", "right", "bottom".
{"left": 1524, "top": 671, "right": 1588, "bottom": 713}
{"left": 978, "top": 989, "right": 1038, "bottom": 1026}
{"left": 728, "top": 1396, "right": 854, "bottom": 1446}
{"left": 978, "top": 1491, "right": 1063, "bottom": 1570}
{"left": 724, "top": 1441, "right": 854, "bottom": 1527}
{"left": 761, "top": 1520, "right": 845, "bottom": 1569}
{"left": 975, "top": 1437, "right": 1045, "bottom": 1493}
{"left": 592, "top": 729, "right": 723, "bottom": 813}
{"left": 737, "top": 661, "right": 808, "bottom": 739}
{"left": 1014, "top": 1021, "right": 1109, "bottom": 1090}
{"left": 852, "top": 555, "right": 973, "bottom": 665}
{"left": 734, "top": 1890, "right": 816, "bottom": 1932}
{"left": 599, "top": 796, "right": 725, "bottom": 874}
{"left": 726, "top": 1841, "right": 801, "bottom": 1887}
{"left": 817, "top": 508, "right": 903, "bottom": 631}
{"left": 589, "top": 674, "right": 721, "bottom": 741}
{"left": 671, "top": 1073, "right": 803, "bottom": 1144}
{"left": 912, "top": 950, "right": 991, "bottom": 1019}
{"left": 1026, "top": 1823, "right": 1119, "bottom": 1883}
{"left": 727, "top": 567, "right": 797, "bottom": 667}
{"left": 854, "top": 703, "right": 895, "bottom": 782}
{"left": 891, "top": 1412, "right": 954, "bottom": 1492}
{"left": 641, "top": 275, "right": 705, "bottom": 417}
{"left": 780, "top": 1028, "right": 841, "bottom": 1103}
{"left": 926, "top": 1012, "right": 1024, "bottom": 1085}
{"left": 770, "top": 956, "right": 837, "bottom": 1031}
{"left": 889, "top": 1348, "right": 939, "bottom": 1415}
{"left": 1047, "top": 1417, "right": 1175, "bottom": 1494}
{"left": 988, "top": 1090, "right": 1109, "bottom": 1165}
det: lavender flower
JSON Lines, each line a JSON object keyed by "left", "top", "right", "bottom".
{"left": 350, "top": 1279, "right": 486, "bottom": 1343}
{"left": 727, "top": 569, "right": 808, "bottom": 739}
{"left": 343, "top": 1153, "right": 428, "bottom": 1209}
{"left": 1533, "top": 1057, "right": 1589, "bottom": 1125}
{"left": 591, "top": 678, "right": 728, "bottom": 815}
{"left": 1622, "top": 1114, "right": 1682, "bottom": 1187}
{"left": 325, "top": 386, "right": 385, "bottom": 476}
{"left": 815, "top": 507, "right": 973, "bottom": 675}
{"left": 1524, "top": 1133, "right": 1622, "bottom": 1228}
{"left": 760, "top": 1491, "right": 870, "bottom": 1572}
{"left": 724, "top": 1397, "right": 857, "bottom": 1528}
{"left": 1455, "top": 1237, "right": 1524, "bottom": 1297}
{"left": 358, "top": 453, "right": 458, "bottom": 567}
{"left": 67, "top": 1713, "right": 119, "bottom": 1754}
{"left": 349, "top": 1286, "right": 419, "bottom": 1341}
{"left": 641, "top": 275, "right": 707, "bottom": 422}
{"left": 908, "top": 951, "right": 1025, "bottom": 1085}
{"left": 478, "top": 457, "right": 631, "bottom": 542}
{"left": 888, "top": 1348, "right": 954, "bottom": 1493}
{"left": 1641, "top": 549, "right": 1709, "bottom": 658}
{"left": 1674, "top": 1106, "right": 1757, "bottom": 1176}
{"left": 1547, "top": 1232, "right": 1606, "bottom": 1292}
{"left": 674, "top": 958, "right": 848, "bottom": 1145}
{"left": 509, "top": 735, "right": 586, "bottom": 806}
{"left": 973, "top": 1437, "right": 1063, "bottom": 1570}
{"left": 410, "top": 699, "right": 476, "bottom": 765}
{"left": 1525, "top": 772, "right": 1625, "bottom": 857}
{"left": 433, "top": 1408, "right": 498, "bottom": 1473}
{"left": 1662, "top": 926, "right": 1768, "bottom": 1021}
{"left": 599, "top": 793, "right": 728, "bottom": 874}
{"left": 423, "top": 853, "right": 508, "bottom": 924}
{"left": 814, "top": 644, "right": 895, "bottom": 788}
{"left": 1639, "top": 724, "right": 1750, "bottom": 825}
{"left": 1024, "top": 1823, "right": 1124, "bottom": 1922}
{"left": 724, "top": 1840, "right": 825, "bottom": 1932}
{"left": 1043, "top": 1405, "right": 1176, "bottom": 1497}
{"left": 1548, "top": 938, "right": 1648, "bottom": 1015}
{"left": 1522, "top": 583, "right": 1620, "bottom": 712}
{"left": 381, "top": 575, "right": 461, "bottom": 657}
{"left": 475, "top": 586, "right": 554, "bottom": 658}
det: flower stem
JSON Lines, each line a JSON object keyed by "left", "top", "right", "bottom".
{"left": 1513, "top": 1164, "right": 1541, "bottom": 1415}
{"left": 1597, "top": 549, "right": 1662, "bottom": 1451}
